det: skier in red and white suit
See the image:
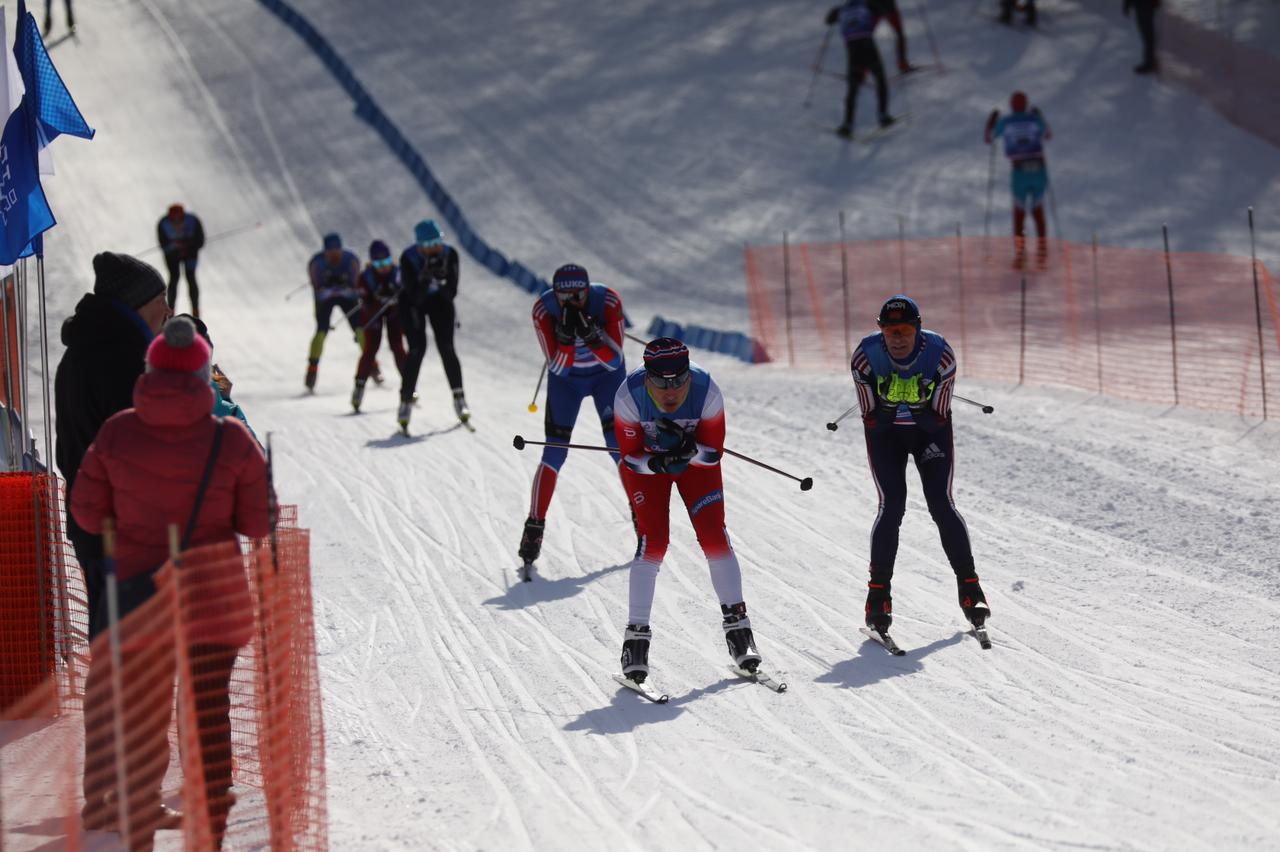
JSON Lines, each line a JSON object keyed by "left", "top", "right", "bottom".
{"left": 611, "top": 337, "right": 761, "bottom": 684}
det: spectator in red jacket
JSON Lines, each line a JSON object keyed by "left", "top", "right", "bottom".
{"left": 72, "top": 315, "right": 269, "bottom": 848}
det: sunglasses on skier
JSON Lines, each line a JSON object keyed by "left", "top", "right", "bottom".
{"left": 646, "top": 369, "right": 691, "bottom": 390}
{"left": 371, "top": 257, "right": 393, "bottom": 270}
{"left": 556, "top": 289, "right": 588, "bottom": 307}
{"left": 878, "top": 322, "right": 917, "bottom": 336}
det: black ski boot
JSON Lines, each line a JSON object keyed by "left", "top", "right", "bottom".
{"left": 865, "top": 580, "right": 893, "bottom": 632}
{"left": 722, "top": 602, "right": 762, "bottom": 673}
{"left": 958, "top": 574, "right": 990, "bottom": 627}
{"left": 621, "top": 624, "right": 651, "bottom": 684}
{"left": 517, "top": 517, "right": 545, "bottom": 563}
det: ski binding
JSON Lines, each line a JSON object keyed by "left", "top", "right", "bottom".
{"left": 859, "top": 626, "right": 907, "bottom": 656}
{"left": 612, "top": 674, "right": 669, "bottom": 704}
{"left": 970, "top": 623, "right": 992, "bottom": 650}
{"left": 730, "top": 665, "right": 788, "bottom": 693}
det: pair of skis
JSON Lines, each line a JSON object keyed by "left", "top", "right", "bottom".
{"left": 859, "top": 622, "right": 992, "bottom": 654}
{"left": 612, "top": 665, "right": 788, "bottom": 704}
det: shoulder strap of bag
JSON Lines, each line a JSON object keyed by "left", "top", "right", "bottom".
{"left": 181, "top": 417, "right": 226, "bottom": 553}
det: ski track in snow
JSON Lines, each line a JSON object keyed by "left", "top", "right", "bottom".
{"left": 21, "top": 0, "right": 1280, "bottom": 849}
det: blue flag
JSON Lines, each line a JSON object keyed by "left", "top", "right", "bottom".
{"left": 14, "top": 6, "right": 94, "bottom": 145}
{"left": 0, "top": 6, "right": 94, "bottom": 263}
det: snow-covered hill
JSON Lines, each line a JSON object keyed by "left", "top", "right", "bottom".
{"left": 24, "top": 0, "right": 1280, "bottom": 849}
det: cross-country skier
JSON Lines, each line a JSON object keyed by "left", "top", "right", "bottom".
{"left": 157, "top": 204, "right": 205, "bottom": 317}
{"left": 351, "top": 240, "right": 406, "bottom": 413}
{"left": 825, "top": 0, "right": 897, "bottom": 139}
{"left": 397, "top": 219, "right": 468, "bottom": 433}
{"left": 998, "top": 0, "right": 1037, "bottom": 27}
{"left": 517, "top": 263, "right": 629, "bottom": 574}
{"left": 613, "top": 338, "right": 763, "bottom": 685}
{"left": 851, "top": 295, "right": 989, "bottom": 638}
{"left": 304, "top": 233, "right": 362, "bottom": 392}
{"left": 984, "top": 91, "right": 1052, "bottom": 268}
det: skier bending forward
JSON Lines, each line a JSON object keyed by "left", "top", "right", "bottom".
{"left": 613, "top": 338, "right": 762, "bottom": 685}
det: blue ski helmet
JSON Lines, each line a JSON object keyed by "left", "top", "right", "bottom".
{"left": 415, "top": 219, "right": 444, "bottom": 247}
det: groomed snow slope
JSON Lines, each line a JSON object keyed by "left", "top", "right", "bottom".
{"left": 27, "top": 0, "right": 1280, "bottom": 849}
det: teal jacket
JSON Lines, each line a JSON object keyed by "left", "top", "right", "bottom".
{"left": 212, "top": 382, "right": 258, "bottom": 444}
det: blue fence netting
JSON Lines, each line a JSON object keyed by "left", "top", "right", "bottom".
{"left": 256, "top": 0, "right": 764, "bottom": 363}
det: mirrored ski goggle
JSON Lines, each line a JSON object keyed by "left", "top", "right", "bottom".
{"left": 646, "top": 369, "right": 690, "bottom": 390}
{"left": 555, "top": 288, "right": 588, "bottom": 306}
{"left": 371, "top": 257, "right": 393, "bottom": 270}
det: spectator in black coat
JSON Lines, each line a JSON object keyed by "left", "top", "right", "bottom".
{"left": 1124, "top": 0, "right": 1160, "bottom": 73}
{"left": 54, "top": 251, "right": 169, "bottom": 639}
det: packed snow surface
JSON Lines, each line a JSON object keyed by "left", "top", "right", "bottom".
{"left": 23, "top": 0, "right": 1280, "bottom": 849}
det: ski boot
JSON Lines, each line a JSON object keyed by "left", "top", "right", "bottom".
{"left": 722, "top": 602, "right": 762, "bottom": 674}
{"left": 878, "top": 113, "right": 896, "bottom": 130}
{"left": 304, "top": 359, "right": 318, "bottom": 393}
{"left": 620, "top": 624, "right": 652, "bottom": 684}
{"left": 865, "top": 581, "right": 892, "bottom": 633}
{"left": 351, "top": 378, "right": 366, "bottom": 413}
{"left": 453, "top": 388, "right": 471, "bottom": 424}
{"left": 396, "top": 399, "right": 412, "bottom": 435}
{"left": 517, "top": 517, "right": 545, "bottom": 581}
{"left": 835, "top": 123, "right": 853, "bottom": 140}
{"left": 958, "top": 574, "right": 990, "bottom": 627}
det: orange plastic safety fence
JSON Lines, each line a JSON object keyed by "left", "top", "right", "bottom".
{"left": 745, "top": 237, "right": 1280, "bottom": 419}
{"left": 0, "top": 505, "right": 326, "bottom": 851}
{"left": 0, "top": 473, "right": 87, "bottom": 715}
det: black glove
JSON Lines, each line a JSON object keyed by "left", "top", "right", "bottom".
{"left": 573, "top": 310, "right": 602, "bottom": 345}
{"left": 554, "top": 306, "right": 579, "bottom": 345}
{"left": 649, "top": 417, "right": 697, "bottom": 474}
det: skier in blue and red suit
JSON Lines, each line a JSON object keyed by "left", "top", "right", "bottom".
{"left": 850, "top": 295, "right": 989, "bottom": 634}
{"left": 350, "top": 239, "right": 405, "bottom": 413}
{"left": 985, "top": 90, "right": 1052, "bottom": 267}
{"left": 517, "top": 263, "right": 629, "bottom": 569}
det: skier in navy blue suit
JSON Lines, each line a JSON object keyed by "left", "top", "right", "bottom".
{"left": 157, "top": 204, "right": 206, "bottom": 316}
{"left": 850, "top": 295, "right": 989, "bottom": 633}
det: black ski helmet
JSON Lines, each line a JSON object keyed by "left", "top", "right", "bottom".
{"left": 877, "top": 295, "right": 921, "bottom": 328}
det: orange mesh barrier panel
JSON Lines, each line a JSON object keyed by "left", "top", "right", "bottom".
{"left": 0, "top": 506, "right": 326, "bottom": 850}
{"left": 0, "top": 473, "right": 85, "bottom": 714}
{"left": 745, "top": 237, "right": 1280, "bottom": 419}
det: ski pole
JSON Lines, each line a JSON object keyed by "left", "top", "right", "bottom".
{"left": 983, "top": 139, "right": 997, "bottom": 244}
{"left": 826, "top": 403, "right": 860, "bottom": 431}
{"left": 802, "top": 25, "right": 834, "bottom": 109}
{"left": 361, "top": 299, "right": 396, "bottom": 331}
{"left": 135, "top": 221, "right": 263, "bottom": 259}
{"left": 722, "top": 447, "right": 814, "bottom": 491}
{"left": 528, "top": 364, "right": 547, "bottom": 413}
{"left": 914, "top": 0, "right": 944, "bottom": 72}
{"left": 284, "top": 282, "right": 310, "bottom": 301}
{"left": 513, "top": 436, "right": 815, "bottom": 491}
{"left": 954, "top": 394, "right": 994, "bottom": 413}
{"left": 624, "top": 331, "right": 649, "bottom": 346}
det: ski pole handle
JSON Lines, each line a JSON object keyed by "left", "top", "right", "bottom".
{"left": 955, "top": 394, "right": 994, "bottom": 414}
{"left": 826, "top": 403, "right": 860, "bottom": 431}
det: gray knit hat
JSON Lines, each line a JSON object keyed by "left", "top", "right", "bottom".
{"left": 92, "top": 252, "right": 166, "bottom": 310}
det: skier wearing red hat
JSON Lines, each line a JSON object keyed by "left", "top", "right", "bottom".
{"left": 611, "top": 338, "right": 764, "bottom": 688}
{"left": 984, "top": 91, "right": 1052, "bottom": 267}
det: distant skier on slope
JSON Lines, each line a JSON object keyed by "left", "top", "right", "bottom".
{"left": 304, "top": 233, "right": 362, "bottom": 392}
{"left": 851, "top": 296, "right": 989, "bottom": 638}
{"left": 517, "top": 263, "right": 630, "bottom": 574}
{"left": 351, "top": 240, "right": 406, "bottom": 413}
{"left": 157, "top": 203, "right": 206, "bottom": 317}
{"left": 613, "top": 338, "right": 764, "bottom": 685}
{"left": 397, "top": 219, "right": 469, "bottom": 433}
{"left": 985, "top": 90, "right": 1052, "bottom": 268}
{"left": 825, "top": 0, "right": 897, "bottom": 139}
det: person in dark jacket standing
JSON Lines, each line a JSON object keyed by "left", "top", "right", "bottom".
{"left": 157, "top": 204, "right": 206, "bottom": 317}
{"left": 54, "top": 252, "right": 170, "bottom": 640}
{"left": 850, "top": 295, "right": 989, "bottom": 639}
{"left": 397, "top": 219, "right": 469, "bottom": 434}
{"left": 1123, "top": 0, "right": 1159, "bottom": 73}
{"left": 825, "top": 0, "right": 896, "bottom": 139}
